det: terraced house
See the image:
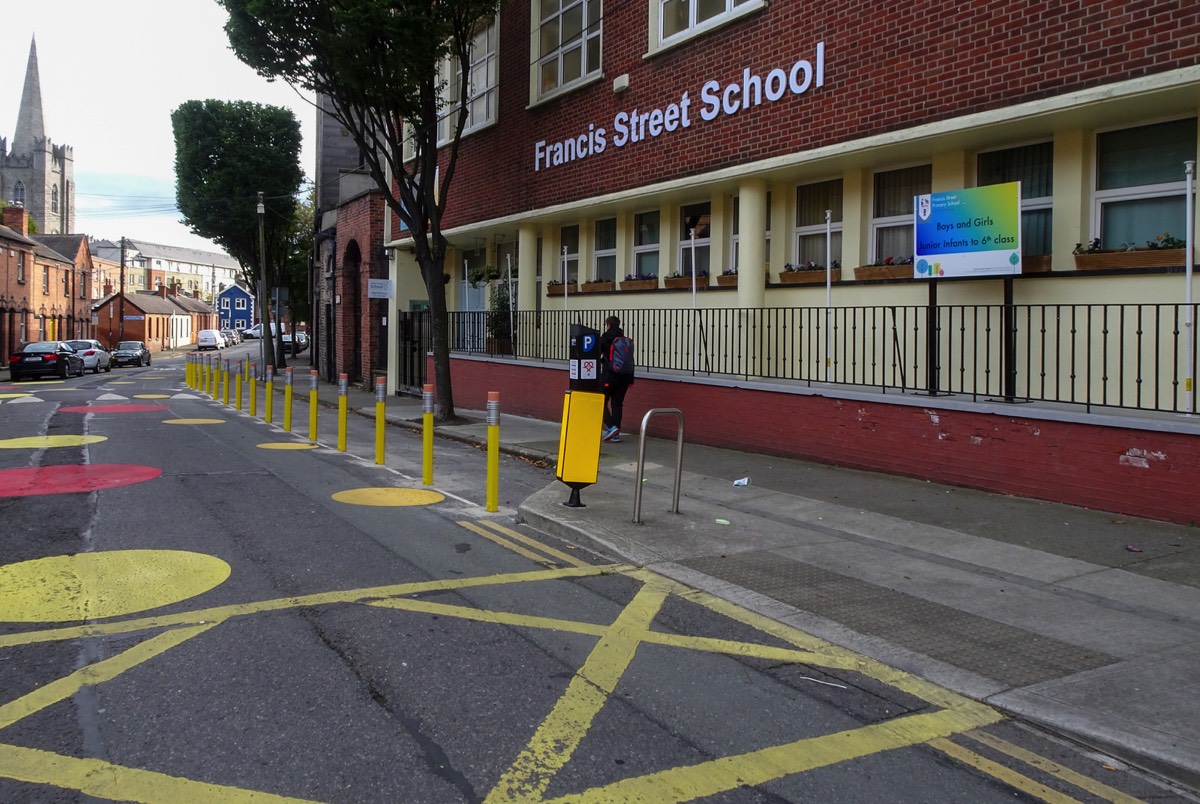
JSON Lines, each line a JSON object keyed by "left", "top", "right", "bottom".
{"left": 344, "top": 1, "right": 1200, "bottom": 522}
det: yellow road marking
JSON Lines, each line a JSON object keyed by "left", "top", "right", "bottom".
{"left": 257, "top": 442, "right": 318, "bottom": 450}
{"left": 0, "top": 560, "right": 1026, "bottom": 803}
{"left": 458, "top": 520, "right": 562, "bottom": 566}
{"left": 0, "top": 550, "right": 232, "bottom": 622}
{"left": 0, "top": 564, "right": 627, "bottom": 648}
{"left": 0, "top": 743, "right": 319, "bottom": 804}
{"left": 0, "top": 625, "right": 217, "bottom": 730}
{"left": 487, "top": 578, "right": 672, "bottom": 802}
{"left": 542, "top": 710, "right": 992, "bottom": 804}
{"left": 163, "top": 418, "right": 225, "bottom": 425}
{"left": 965, "top": 731, "right": 1146, "bottom": 803}
{"left": 930, "top": 737, "right": 1078, "bottom": 803}
{"left": 0, "top": 435, "right": 106, "bottom": 448}
{"left": 476, "top": 520, "right": 590, "bottom": 567}
{"left": 332, "top": 487, "right": 445, "bottom": 506}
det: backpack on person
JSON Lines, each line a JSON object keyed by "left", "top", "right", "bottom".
{"left": 609, "top": 335, "right": 635, "bottom": 375}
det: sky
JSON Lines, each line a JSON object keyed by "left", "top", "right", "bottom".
{"left": 1, "top": 0, "right": 316, "bottom": 255}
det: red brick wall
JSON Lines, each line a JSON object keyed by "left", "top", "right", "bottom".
{"left": 335, "top": 192, "right": 385, "bottom": 383}
{"left": 445, "top": 356, "right": 1200, "bottom": 525}
{"left": 429, "top": 1, "right": 1200, "bottom": 231}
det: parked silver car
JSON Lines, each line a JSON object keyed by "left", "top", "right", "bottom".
{"left": 66, "top": 339, "right": 112, "bottom": 374}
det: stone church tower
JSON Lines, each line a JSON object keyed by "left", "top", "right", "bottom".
{"left": 0, "top": 37, "right": 74, "bottom": 234}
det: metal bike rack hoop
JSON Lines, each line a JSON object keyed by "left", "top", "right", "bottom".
{"left": 633, "top": 408, "right": 684, "bottom": 524}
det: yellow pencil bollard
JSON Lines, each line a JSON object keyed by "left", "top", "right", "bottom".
{"left": 207, "top": 355, "right": 214, "bottom": 397}
{"left": 486, "top": 391, "right": 500, "bottom": 512}
{"left": 283, "top": 367, "right": 294, "bottom": 432}
{"left": 235, "top": 360, "right": 243, "bottom": 410}
{"left": 308, "top": 370, "right": 319, "bottom": 442}
{"left": 186, "top": 353, "right": 193, "bottom": 388}
{"left": 374, "top": 375, "right": 386, "bottom": 465}
{"left": 422, "top": 383, "right": 434, "bottom": 485}
{"left": 265, "top": 365, "right": 275, "bottom": 424}
{"left": 337, "top": 373, "right": 348, "bottom": 452}
{"left": 249, "top": 362, "right": 257, "bottom": 417}
{"left": 222, "top": 358, "right": 230, "bottom": 406}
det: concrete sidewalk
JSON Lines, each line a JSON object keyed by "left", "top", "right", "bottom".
{"left": 274, "top": 364, "right": 1200, "bottom": 788}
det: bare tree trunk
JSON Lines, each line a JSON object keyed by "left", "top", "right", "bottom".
{"left": 422, "top": 255, "right": 456, "bottom": 422}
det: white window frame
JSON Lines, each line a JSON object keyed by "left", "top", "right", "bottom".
{"left": 976, "top": 140, "right": 1054, "bottom": 255}
{"left": 678, "top": 202, "right": 711, "bottom": 277}
{"left": 535, "top": 0, "right": 603, "bottom": 101}
{"left": 653, "top": 0, "right": 763, "bottom": 52}
{"left": 870, "top": 164, "right": 931, "bottom": 263}
{"left": 593, "top": 218, "right": 617, "bottom": 281}
{"left": 437, "top": 17, "right": 499, "bottom": 145}
{"left": 793, "top": 179, "right": 842, "bottom": 268}
{"left": 1091, "top": 117, "right": 1194, "bottom": 249}
{"left": 235, "top": 298, "right": 247, "bottom": 310}
{"left": 633, "top": 210, "right": 661, "bottom": 278}
{"left": 560, "top": 224, "right": 580, "bottom": 283}
{"left": 16, "top": 252, "right": 25, "bottom": 283}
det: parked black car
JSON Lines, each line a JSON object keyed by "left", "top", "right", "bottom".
{"left": 111, "top": 341, "right": 151, "bottom": 367}
{"left": 9, "top": 341, "right": 86, "bottom": 380}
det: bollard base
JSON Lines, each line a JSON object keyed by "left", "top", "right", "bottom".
{"left": 563, "top": 484, "right": 586, "bottom": 508}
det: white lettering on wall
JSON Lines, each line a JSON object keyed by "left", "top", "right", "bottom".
{"left": 534, "top": 42, "right": 827, "bottom": 172}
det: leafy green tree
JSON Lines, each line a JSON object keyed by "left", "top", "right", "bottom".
{"left": 220, "top": 0, "right": 500, "bottom": 421}
{"left": 172, "top": 99, "right": 304, "bottom": 370}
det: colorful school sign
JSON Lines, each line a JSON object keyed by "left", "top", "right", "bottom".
{"left": 914, "top": 182, "right": 1021, "bottom": 278}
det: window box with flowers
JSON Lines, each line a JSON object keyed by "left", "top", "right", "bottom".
{"left": 578, "top": 279, "right": 615, "bottom": 293}
{"left": 1072, "top": 233, "right": 1187, "bottom": 271}
{"left": 779, "top": 261, "right": 841, "bottom": 284}
{"left": 715, "top": 269, "right": 739, "bottom": 287}
{"left": 620, "top": 273, "right": 659, "bottom": 291}
{"left": 545, "top": 280, "right": 577, "bottom": 296}
{"left": 853, "top": 256, "right": 914, "bottom": 281}
{"left": 664, "top": 271, "right": 707, "bottom": 289}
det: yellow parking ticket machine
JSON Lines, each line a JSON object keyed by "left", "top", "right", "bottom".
{"left": 557, "top": 324, "right": 604, "bottom": 507}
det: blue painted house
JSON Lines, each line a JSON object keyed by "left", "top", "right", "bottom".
{"left": 216, "top": 285, "right": 255, "bottom": 331}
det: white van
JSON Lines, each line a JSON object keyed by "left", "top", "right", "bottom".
{"left": 197, "top": 329, "right": 226, "bottom": 350}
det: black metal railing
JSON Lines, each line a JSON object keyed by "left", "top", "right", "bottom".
{"left": 415, "top": 304, "right": 1199, "bottom": 415}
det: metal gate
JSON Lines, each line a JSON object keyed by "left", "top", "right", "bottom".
{"left": 394, "top": 310, "right": 430, "bottom": 394}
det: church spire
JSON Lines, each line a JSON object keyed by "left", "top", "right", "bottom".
{"left": 13, "top": 36, "right": 45, "bottom": 150}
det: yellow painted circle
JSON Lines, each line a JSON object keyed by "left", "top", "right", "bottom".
{"left": 0, "top": 393, "right": 32, "bottom": 399}
{"left": 134, "top": 394, "right": 171, "bottom": 399}
{"left": 0, "top": 550, "right": 231, "bottom": 622}
{"left": 0, "top": 435, "right": 107, "bottom": 449}
{"left": 164, "top": 418, "right": 225, "bottom": 425}
{"left": 258, "top": 442, "right": 319, "bottom": 450}
{"left": 333, "top": 487, "right": 445, "bottom": 507}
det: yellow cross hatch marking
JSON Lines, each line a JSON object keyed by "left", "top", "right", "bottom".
{"left": 0, "top": 560, "right": 1089, "bottom": 802}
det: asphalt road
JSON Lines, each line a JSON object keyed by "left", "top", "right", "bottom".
{"left": 0, "top": 357, "right": 1188, "bottom": 802}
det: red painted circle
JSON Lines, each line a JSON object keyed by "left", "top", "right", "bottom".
{"left": 59, "top": 404, "right": 167, "bottom": 414}
{"left": 0, "top": 464, "right": 162, "bottom": 497}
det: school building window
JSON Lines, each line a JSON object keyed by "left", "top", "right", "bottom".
{"left": 872, "top": 164, "right": 930, "bottom": 263}
{"left": 795, "top": 179, "right": 842, "bottom": 266}
{"left": 594, "top": 218, "right": 617, "bottom": 281}
{"left": 560, "top": 224, "right": 580, "bottom": 283}
{"left": 679, "top": 202, "right": 711, "bottom": 276}
{"left": 1094, "top": 117, "right": 1196, "bottom": 249}
{"left": 536, "top": 0, "right": 602, "bottom": 99}
{"left": 437, "top": 17, "right": 499, "bottom": 144}
{"left": 656, "top": 0, "right": 761, "bottom": 49}
{"left": 633, "top": 210, "right": 661, "bottom": 277}
{"left": 978, "top": 141, "right": 1053, "bottom": 256}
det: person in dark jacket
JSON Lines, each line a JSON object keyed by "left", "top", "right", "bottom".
{"left": 598, "top": 315, "right": 633, "bottom": 442}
